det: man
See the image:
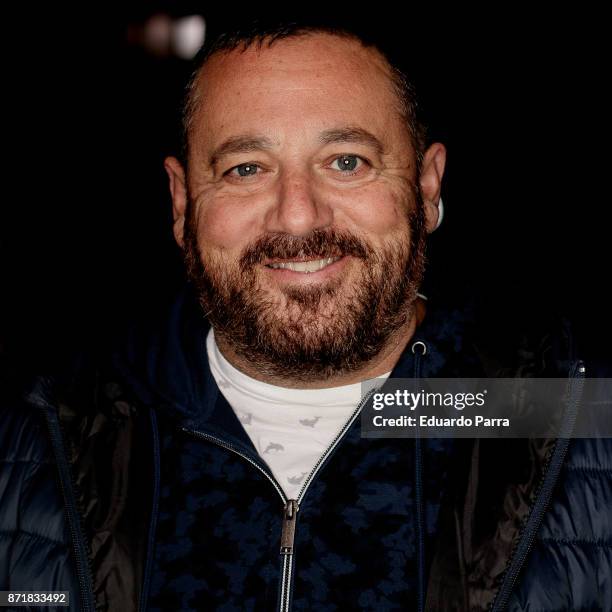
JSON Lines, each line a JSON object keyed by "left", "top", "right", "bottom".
{"left": 1, "top": 20, "right": 610, "bottom": 612}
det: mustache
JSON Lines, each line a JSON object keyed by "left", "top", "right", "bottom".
{"left": 239, "top": 229, "right": 373, "bottom": 271}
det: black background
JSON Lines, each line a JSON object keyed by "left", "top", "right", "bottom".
{"left": 2, "top": 4, "right": 609, "bottom": 373}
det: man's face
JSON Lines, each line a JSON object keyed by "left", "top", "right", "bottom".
{"left": 171, "top": 33, "right": 442, "bottom": 383}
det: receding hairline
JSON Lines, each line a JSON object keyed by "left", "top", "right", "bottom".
{"left": 181, "top": 27, "right": 425, "bottom": 166}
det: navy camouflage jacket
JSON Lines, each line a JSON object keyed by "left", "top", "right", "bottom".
{"left": 1, "top": 286, "right": 611, "bottom": 611}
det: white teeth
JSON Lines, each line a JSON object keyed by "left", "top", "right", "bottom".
{"left": 268, "top": 257, "right": 340, "bottom": 273}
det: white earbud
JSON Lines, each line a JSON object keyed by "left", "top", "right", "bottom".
{"left": 434, "top": 197, "right": 444, "bottom": 230}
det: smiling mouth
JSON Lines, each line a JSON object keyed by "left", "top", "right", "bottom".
{"left": 265, "top": 256, "right": 342, "bottom": 273}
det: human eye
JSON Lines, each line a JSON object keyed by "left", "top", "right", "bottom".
{"left": 224, "top": 163, "right": 262, "bottom": 179}
{"left": 329, "top": 154, "right": 367, "bottom": 175}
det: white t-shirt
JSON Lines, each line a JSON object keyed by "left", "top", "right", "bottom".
{"left": 206, "top": 329, "right": 391, "bottom": 499}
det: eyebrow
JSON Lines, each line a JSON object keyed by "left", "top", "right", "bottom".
{"left": 319, "top": 127, "right": 386, "bottom": 156}
{"left": 208, "top": 126, "right": 386, "bottom": 166}
{"left": 209, "top": 135, "right": 275, "bottom": 165}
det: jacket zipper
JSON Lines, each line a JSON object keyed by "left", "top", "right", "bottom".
{"left": 489, "top": 361, "right": 586, "bottom": 611}
{"left": 39, "top": 403, "right": 97, "bottom": 612}
{"left": 278, "top": 387, "right": 377, "bottom": 612}
{"left": 279, "top": 499, "right": 298, "bottom": 611}
{"left": 181, "top": 387, "right": 377, "bottom": 612}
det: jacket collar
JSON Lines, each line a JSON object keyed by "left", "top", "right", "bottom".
{"left": 112, "top": 284, "right": 482, "bottom": 429}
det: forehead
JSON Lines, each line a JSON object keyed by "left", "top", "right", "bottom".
{"left": 188, "top": 33, "right": 410, "bottom": 154}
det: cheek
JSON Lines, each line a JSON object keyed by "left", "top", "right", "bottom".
{"left": 340, "top": 185, "right": 412, "bottom": 239}
{"left": 195, "top": 195, "right": 264, "bottom": 255}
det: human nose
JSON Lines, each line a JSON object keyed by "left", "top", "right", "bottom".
{"left": 264, "top": 168, "right": 333, "bottom": 236}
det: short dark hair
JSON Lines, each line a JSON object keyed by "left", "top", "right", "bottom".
{"left": 180, "top": 19, "right": 427, "bottom": 167}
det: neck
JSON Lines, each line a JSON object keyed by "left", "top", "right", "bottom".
{"left": 213, "top": 298, "right": 426, "bottom": 389}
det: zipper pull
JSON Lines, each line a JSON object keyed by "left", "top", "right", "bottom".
{"left": 280, "top": 499, "right": 299, "bottom": 555}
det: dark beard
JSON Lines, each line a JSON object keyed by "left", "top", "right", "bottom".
{"left": 183, "top": 191, "right": 427, "bottom": 383}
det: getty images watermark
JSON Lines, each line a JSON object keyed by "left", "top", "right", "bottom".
{"left": 360, "top": 378, "right": 612, "bottom": 438}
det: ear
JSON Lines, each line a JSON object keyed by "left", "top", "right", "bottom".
{"left": 164, "top": 156, "right": 188, "bottom": 249}
{"left": 419, "top": 143, "right": 447, "bottom": 233}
